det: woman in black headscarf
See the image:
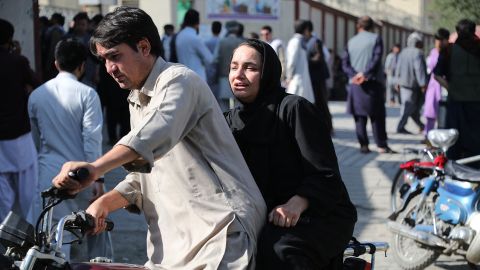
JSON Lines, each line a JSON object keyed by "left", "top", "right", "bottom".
{"left": 224, "top": 39, "right": 357, "bottom": 269}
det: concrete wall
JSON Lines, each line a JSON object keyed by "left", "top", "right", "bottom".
{"left": 0, "top": 0, "right": 36, "bottom": 69}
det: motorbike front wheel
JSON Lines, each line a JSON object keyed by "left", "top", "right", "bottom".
{"left": 391, "top": 193, "right": 440, "bottom": 270}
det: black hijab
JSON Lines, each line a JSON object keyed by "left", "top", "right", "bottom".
{"left": 226, "top": 39, "right": 286, "bottom": 141}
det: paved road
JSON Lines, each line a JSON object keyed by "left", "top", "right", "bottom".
{"left": 97, "top": 101, "right": 471, "bottom": 269}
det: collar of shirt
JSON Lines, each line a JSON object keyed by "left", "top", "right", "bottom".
{"left": 128, "top": 57, "right": 168, "bottom": 106}
{"left": 56, "top": 71, "right": 77, "bottom": 80}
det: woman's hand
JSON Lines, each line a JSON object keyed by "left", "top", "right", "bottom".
{"left": 269, "top": 195, "right": 309, "bottom": 228}
{"left": 86, "top": 196, "right": 110, "bottom": 235}
{"left": 52, "top": 161, "right": 98, "bottom": 194}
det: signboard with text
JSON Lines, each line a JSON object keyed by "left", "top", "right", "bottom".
{"left": 206, "top": 0, "right": 280, "bottom": 20}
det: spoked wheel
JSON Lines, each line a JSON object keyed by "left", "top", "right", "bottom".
{"left": 391, "top": 193, "right": 440, "bottom": 270}
{"left": 390, "top": 168, "right": 414, "bottom": 212}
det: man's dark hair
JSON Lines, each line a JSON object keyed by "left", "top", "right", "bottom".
{"left": 261, "top": 25, "right": 272, "bottom": 33}
{"left": 305, "top": 20, "right": 313, "bottom": 32}
{"left": 238, "top": 23, "right": 244, "bottom": 37}
{"left": 164, "top": 24, "right": 174, "bottom": 32}
{"left": 90, "top": 6, "right": 163, "bottom": 58}
{"left": 357, "top": 16, "right": 374, "bottom": 31}
{"left": 393, "top": 43, "right": 401, "bottom": 50}
{"left": 91, "top": 14, "right": 103, "bottom": 25}
{"left": 73, "top": 12, "right": 89, "bottom": 23}
{"left": 294, "top": 20, "right": 310, "bottom": 34}
{"left": 212, "top": 21, "right": 222, "bottom": 35}
{"left": 183, "top": 9, "right": 200, "bottom": 27}
{"left": 51, "top": 13, "right": 65, "bottom": 26}
{"left": 55, "top": 38, "right": 87, "bottom": 72}
{"left": 456, "top": 19, "right": 476, "bottom": 40}
{"left": 434, "top": 27, "right": 450, "bottom": 40}
{"left": 0, "top": 18, "right": 14, "bottom": 45}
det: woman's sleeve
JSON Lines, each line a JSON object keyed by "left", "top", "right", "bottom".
{"left": 287, "top": 98, "right": 345, "bottom": 215}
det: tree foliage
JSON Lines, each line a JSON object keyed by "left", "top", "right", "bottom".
{"left": 428, "top": 0, "right": 480, "bottom": 31}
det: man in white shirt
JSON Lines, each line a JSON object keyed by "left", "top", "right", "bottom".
{"left": 260, "top": 25, "right": 286, "bottom": 83}
{"left": 175, "top": 9, "right": 213, "bottom": 81}
{"left": 286, "top": 20, "right": 315, "bottom": 103}
{"left": 28, "top": 39, "right": 112, "bottom": 261}
{"left": 161, "top": 24, "right": 175, "bottom": 62}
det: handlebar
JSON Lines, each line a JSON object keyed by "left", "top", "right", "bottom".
{"left": 41, "top": 168, "right": 90, "bottom": 199}
{"left": 344, "top": 241, "right": 389, "bottom": 257}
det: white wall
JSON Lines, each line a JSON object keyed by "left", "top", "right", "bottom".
{"left": 0, "top": 0, "right": 36, "bottom": 69}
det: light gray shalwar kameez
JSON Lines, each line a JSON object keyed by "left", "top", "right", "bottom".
{"left": 114, "top": 58, "right": 267, "bottom": 270}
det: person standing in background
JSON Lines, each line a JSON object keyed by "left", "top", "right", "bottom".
{"left": 260, "top": 25, "right": 286, "bottom": 83}
{"left": 286, "top": 20, "right": 315, "bottom": 103}
{"left": 28, "top": 39, "right": 113, "bottom": 261}
{"left": 205, "top": 21, "right": 222, "bottom": 98}
{"left": 422, "top": 28, "right": 450, "bottom": 144}
{"left": 394, "top": 32, "right": 427, "bottom": 135}
{"left": 214, "top": 20, "right": 244, "bottom": 111}
{"left": 0, "top": 18, "right": 40, "bottom": 223}
{"left": 434, "top": 19, "right": 480, "bottom": 166}
{"left": 384, "top": 44, "right": 401, "bottom": 106}
{"left": 175, "top": 9, "right": 213, "bottom": 81}
{"left": 342, "top": 16, "right": 394, "bottom": 154}
{"left": 42, "top": 13, "right": 65, "bottom": 82}
{"left": 305, "top": 20, "right": 333, "bottom": 134}
{"left": 162, "top": 24, "right": 175, "bottom": 62}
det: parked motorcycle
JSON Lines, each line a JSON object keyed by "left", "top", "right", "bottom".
{"left": 388, "top": 129, "right": 480, "bottom": 269}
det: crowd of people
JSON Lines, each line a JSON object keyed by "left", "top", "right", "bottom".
{"left": 1, "top": 4, "right": 480, "bottom": 269}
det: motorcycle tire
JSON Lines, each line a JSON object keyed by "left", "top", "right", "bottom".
{"left": 390, "top": 168, "right": 411, "bottom": 212}
{"left": 391, "top": 193, "right": 440, "bottom": 270}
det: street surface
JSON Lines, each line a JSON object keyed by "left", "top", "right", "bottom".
{"left": 94, "top": 101, "right": 471, "bottom": 269}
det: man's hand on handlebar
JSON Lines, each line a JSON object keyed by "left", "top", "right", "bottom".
{"left": 53, "top": 161, "right": 99, "bottom": 194}
{"left": 86, "top": 197, "right": 110, "bottom": 235}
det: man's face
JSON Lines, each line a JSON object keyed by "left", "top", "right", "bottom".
{"left": 260, "top": 29, "right": 272, "bottom": 42}
{"left": 74, "top": 19, "right": 89, "bottom": 35}
{"left": 96, "top": 41, "right": 151, "bottom": 90}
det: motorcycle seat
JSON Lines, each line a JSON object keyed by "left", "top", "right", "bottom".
{"left": 445, "top": 160, "right": 480, "bottom": 182}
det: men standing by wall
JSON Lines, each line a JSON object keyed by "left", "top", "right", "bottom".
{"left": 286, "top": 20, "right": 315, "bottom": 103}
{"left": 394, "top": 32, "right": 427, "bottom": 135}
{"left": 342, "top": 16, "right": 393, "bottom": 154}
{"left": 175, "top": 9, "right": 213, "bottom": 82}
{"left": 0, "top": 18, "right": 39, "bottom": 223}
{"left": 28, "top": 39, "right": 112, "bottom": 260}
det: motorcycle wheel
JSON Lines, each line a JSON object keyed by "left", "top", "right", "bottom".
{"left": 391, "top": 193, "right": 440, "bottom": 270}
{"left": 390, "top": 168, "right": 412, "bottom": 212}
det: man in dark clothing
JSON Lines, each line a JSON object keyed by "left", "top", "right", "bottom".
{"left": 434, "top": 19, "right": 480, "bottom": 166}
{"left": 0, "top": 19, "right": 40, "bottom": 221}
{"left": 225, "top": 39, "right": 356, "bottom": 270}
{"left": 305, "top": 20, "right": 333, "bottom": 134}
{"left": 342, "top": 16, "right": 394, "bottom": 154}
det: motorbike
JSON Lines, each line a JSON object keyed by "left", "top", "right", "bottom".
{"left": 0, "top": 169, "right": 388, "bottom": 269}
{"left": 388, "top": 129, "right": 480, "bottom": 269}
{"left": 0, "top": 169, "right": 147, "bottom": 270}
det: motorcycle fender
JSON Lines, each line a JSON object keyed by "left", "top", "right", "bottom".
{"left": 71, "top": 262, "right": 149, "bottom": 270}
{"left": 388, "top": 182, "right": 422, "bottom": 221}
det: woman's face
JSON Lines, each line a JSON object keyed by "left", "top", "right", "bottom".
{"left": 229, "top": 45, "right": 262, "bottom": 103}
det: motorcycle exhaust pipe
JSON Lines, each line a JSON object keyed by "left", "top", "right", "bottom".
{"left": 387, "top": 221, "right": 447, "bottom": 248}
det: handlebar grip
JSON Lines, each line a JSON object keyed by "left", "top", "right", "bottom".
{"left": 68, "top": 167, "right": 90, "bottom": 181}
{"left": 105, "top": 220, "right": 114, "bottom": 231}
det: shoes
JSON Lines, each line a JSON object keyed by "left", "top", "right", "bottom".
{"left": 397, "top": 129, "right": 412, "bottom": 135}
{"left": 360, "top": 145, "right": 371, "bottom": 154}
{"left": 378, "top": 146, "right": 397, "bottom": 154}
